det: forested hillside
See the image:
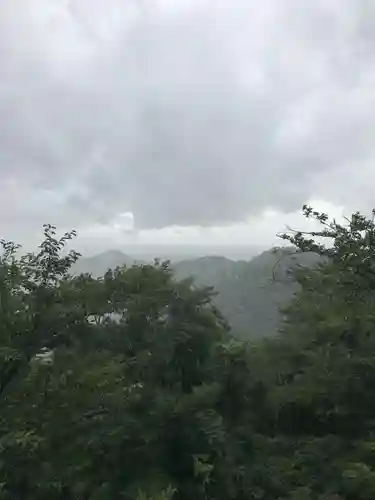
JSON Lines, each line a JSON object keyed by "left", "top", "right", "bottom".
{"left": 174, "top": 249, "right": 322, "bottom": 338}
{"left": 2, "top": 205, "right": 375, "bottom": 499}
{"left": 75, "top": 246, "right": 322, "bottom": 338}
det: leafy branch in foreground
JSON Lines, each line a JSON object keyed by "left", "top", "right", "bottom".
{"left": 0, "top": 225, "right": 81, "bottom": 403}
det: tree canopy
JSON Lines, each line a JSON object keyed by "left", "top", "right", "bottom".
{"left": 1, "top": 206, "right": 375, "bottom": 499}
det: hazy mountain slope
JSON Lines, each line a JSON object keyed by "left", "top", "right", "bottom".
{"left": 73, "top": 247, "right": 322, "bottom": 339}
{"left": 174, "top": 248, "right": 321, "bottom": 339}
{"left": 71, "top": 250, "right": 145, "bottom": 277}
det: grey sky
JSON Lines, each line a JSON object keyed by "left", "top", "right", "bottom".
{"left": 1, "top": 0, "right": 375, "bottom": 247}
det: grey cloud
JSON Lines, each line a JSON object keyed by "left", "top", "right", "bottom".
{"left": 1, "top": 0, "right": 375, "bottom": 233}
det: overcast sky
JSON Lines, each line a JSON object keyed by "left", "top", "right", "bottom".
{"left": 1, "top": 0, "right": 374, "bottom": 252}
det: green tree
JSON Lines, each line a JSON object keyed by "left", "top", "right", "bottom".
{"left": 0, "top": 225, "right": 239, "bottom": 499}
{"left": 256, "top": 205, "right": 375, "bottom": 499}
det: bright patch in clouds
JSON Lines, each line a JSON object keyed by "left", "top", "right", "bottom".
{"left": 112, "top": 212, "right": 135, "bottom": 232}
{"left": 74, "top": 199, "right": 348, "bottom": 255}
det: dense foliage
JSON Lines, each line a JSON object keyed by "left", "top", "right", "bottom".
{"left": 1, "top": 205, "right": 375, "bottom": 499}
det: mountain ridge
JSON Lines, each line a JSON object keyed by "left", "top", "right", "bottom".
{"left": 72, "top": 246, "right": 321, "bottom": 339}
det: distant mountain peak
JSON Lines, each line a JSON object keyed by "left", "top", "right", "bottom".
{"left": 94, "top": 249, "right": 129, "bottom": 260}
{"left": 72, "top": 249, "right": 141, "bottom": 277}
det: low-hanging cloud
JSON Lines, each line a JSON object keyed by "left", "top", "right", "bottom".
{"left": 1, "top": 0, "right": 375, "bottom": 236}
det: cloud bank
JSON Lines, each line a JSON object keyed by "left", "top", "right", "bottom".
{"left": 1, "top": 0, "right": 375, "bottom": 242}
